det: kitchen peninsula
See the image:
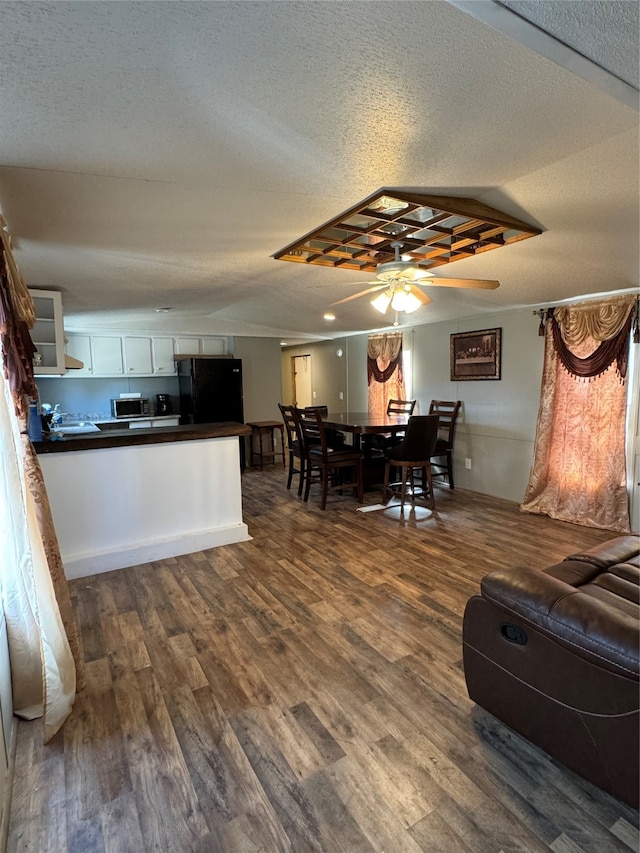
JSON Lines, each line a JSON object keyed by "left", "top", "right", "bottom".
{"left": 34, "top": 422, "right": 251, "bottom": 579}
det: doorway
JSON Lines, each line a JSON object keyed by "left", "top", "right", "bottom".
{"left": 292, "top": 355, "right": 312, "bottom": 407}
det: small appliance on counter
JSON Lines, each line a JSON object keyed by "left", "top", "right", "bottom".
{"left": 111, "top": 396, "right": 151, "bottom": 419}
{"left": 155, "top": 394, "right": 172, "bottom": 416}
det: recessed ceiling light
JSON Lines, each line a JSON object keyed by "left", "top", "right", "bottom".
{"left": 323, "top": 312, "right": 336, "bottom": 321}
{"left": 155, "top": 307, "right": 173, "bottom": 313}
{"left": 280, "top": 341, "right": 288, "bottom": 347}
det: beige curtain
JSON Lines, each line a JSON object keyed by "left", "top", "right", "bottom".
{"left": 521, "top": 295, "right": 635, "bottom": 532}
{"left": 367, "top": 332, "right": 405, "bottom": 416}
{"left": 0, "top": 216, "right": 82, "bottom": 741}
{"left": 1, "top": 379, "right": 77, "bottom": 740}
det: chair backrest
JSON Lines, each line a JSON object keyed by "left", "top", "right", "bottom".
{"left": 302, "top": 405, "right": 329, "bottom": 416}
{"left": 387, "top": 399, "right": 416, "bottom": 416}
{"left": 297, "top": 407, "right": 329, "bottom": 458}
{"left": 428, "top": 400, "right": 461, "bottom": 449}
{"left": 388, "top": 415, "right": 440, "bottom": 461}
{"left": 278, "top": 403, "right": 299, "bottom": 448}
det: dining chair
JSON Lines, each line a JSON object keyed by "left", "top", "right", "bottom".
{"left": 371, "top": 397, "right": 417, "bottom": 452}
{"left": 297, "top": 407, "right": 363, "bottom": 510}
{"left": 278, "top": 403, "right": 305, "bottom": 495}
{"left": 383, "top": 415, "right": 440, "bottom": 511}
{"left": 301, "top": 405, "right": 347, "bottom": 449}
{"left": 428, "top": 400, "right": 461, "bottom": 489}
{"left": 387, "top": 399, "right": 416, "bottom": 416}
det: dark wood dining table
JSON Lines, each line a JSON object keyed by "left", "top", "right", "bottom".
{"left": 321, "top": 411, "right": 409, "bottom": 453}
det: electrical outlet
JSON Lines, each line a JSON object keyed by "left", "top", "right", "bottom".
{"left": 339, "top": 391, "right": 344, "bottom": 400}
{"left": 465, "top": 458, "right": 472, "bottom": 469}
{"left": 313, "top": 390, "right": 317, "bottom": 399}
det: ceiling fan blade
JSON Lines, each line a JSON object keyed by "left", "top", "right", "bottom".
{"left": 330, "top": 284, "right": 388, "bottom": 306}
{"left": 409, "top": 285, "right": 432, "bottom": 305}
{"left": 419, "top": 278, "right": 500, "bottom": 290}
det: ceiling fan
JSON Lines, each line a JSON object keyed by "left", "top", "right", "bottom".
{"left": 330, "top": 241, "right": 500, "bottom": 325}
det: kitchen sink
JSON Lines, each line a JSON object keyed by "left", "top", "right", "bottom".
{"left": 53, "top": 423, "right": 101, "bottom": 435}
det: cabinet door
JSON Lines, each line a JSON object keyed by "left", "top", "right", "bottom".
{"left": 201, "top": 337, "right": 226, "bottom": 355}
{"left": 128, "top": 419, "right": 152, "bottom": 429}
{"left": 174, "top": 337, "right": 200, "bottom": 356}
{"left": 65, "top": 334, "right": 93, "bottom": 376}
{"left": 151, "top": 337, "right": 176, "bottom": 375}
{"left": 151, "top": 416, "right": 180, "bottom": 427}
{"left": 92, "top": 337, "right": 124, "bottom": 375}
{"left": 30, "top": 290, "right": 65, "bottom": 375}
{"left": 123, "top": 337, "right": 153, "bottom": 375}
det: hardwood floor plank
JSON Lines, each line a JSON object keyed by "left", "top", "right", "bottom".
{"left": 229, "top": 709, "right": 328, "bottom": 852}
{"left": 9, "top": 469, "right": 634, "bottom": 853}
{"left": 99, "top": 793, "right": 146, "bottom": 853}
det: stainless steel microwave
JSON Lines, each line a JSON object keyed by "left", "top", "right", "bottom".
{"left": 111, "top": 397, "right": 151, "bottom": 419}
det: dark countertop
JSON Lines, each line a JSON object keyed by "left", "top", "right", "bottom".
{"left": 34, "top": 422, "right": 251, "bottom": 454}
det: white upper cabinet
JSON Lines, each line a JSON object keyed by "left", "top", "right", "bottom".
{"left": 30, "top": 290, "right": 65, "bottom": 375}
{"left": 123, "top": 336, "right": 153, "bottom": 375}
{"left": 65, "top": 334, "right": 93, "bottom": 376}
{"left": 59, "top": 333, "right": 228, "bottom": 377}
{"left": 174, "top": 337, "right": 201, "bottom": 355}
{"left": 91, "top": 337, "right": 124, "bottom": 375}
{"left": 201, "top": 337, "right": 226, "bottom": 355}
{"left": 151, "top": 337, "right": 176, "bottom": 375}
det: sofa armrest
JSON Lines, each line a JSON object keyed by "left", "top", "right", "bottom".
{"left": 481, "top": 566, "right": 639, "bottom": 678}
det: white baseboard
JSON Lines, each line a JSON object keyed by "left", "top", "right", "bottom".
{"left": 63, "top": 523, "right": 251, "bottom": 580}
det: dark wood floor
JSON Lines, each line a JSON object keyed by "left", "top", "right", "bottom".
{"left": 7, "top": 467, "right": 640, "bottom": 852}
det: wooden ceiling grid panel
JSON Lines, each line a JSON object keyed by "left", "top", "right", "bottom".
{"left": 273, "top": 189, "right": 542, "bottom": 275}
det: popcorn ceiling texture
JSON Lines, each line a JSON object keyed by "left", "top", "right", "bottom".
{"left": 0, "top": 1, "right": 637, "bottom": 341}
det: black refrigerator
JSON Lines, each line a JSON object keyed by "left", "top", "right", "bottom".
{"left": 177, "top": 357, "right": 244, "bottom": 424}
{"left": 177, "top": 357, "right": 245, "bottom": 468}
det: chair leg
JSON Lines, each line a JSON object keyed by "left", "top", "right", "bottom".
{"left": 383, "top": 460, "right": 391, "bottom": 501}
{"left": 355, "top": 459, "right": 363, "bottom": 504}
{"left": 321, "top": 466, "right": 329, "bottom": 510}
{"left": 446, "top": 450, "right": 454, "bottom": 489}
{"left": 298, "top": 457, "right": 306, "bottom": 497}
{"left": 303, "top": 461, "right": 312, "bottom": 502}
{"left": 286, "top": 451, "right": 294, "bottom": 490}
{"left": 399, "top": 464, "right": 408, "bottom": 512}
{"left": 425, "top": 462, "right": 435, "bottom": 509}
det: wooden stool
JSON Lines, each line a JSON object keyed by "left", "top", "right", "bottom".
{"left": 247, "top": 421, "right": 286, "bottom": 469}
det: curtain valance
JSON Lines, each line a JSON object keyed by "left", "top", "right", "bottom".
{"left": 367, "top": 332, "right": 403, "bottom": 385}
{"left": 0, "top": 217, "right": 37, "bottom": 414}
{"left": 548, "top": 295, "right": 635, "bottom": 382}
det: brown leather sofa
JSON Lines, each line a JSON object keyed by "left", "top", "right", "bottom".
{"left": 463, "top": 535, "right": 639, "bottom": 808}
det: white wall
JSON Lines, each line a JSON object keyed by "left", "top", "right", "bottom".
{"left": 280, "top": 338, "right": 349, "bottom": 411}
{"left": 281, "top": 306, "right": 639, "bottom": 527}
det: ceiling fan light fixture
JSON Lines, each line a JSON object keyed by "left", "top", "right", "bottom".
{"left": 390, "top": 288, "right": 408, "bottom": 312}
{"left": 403, "top": 290, "right": 423, "bottom": 313}
{"left": 371, "top": 290, "right": 393, "bottom": 314}
{"left": 375, "top": 260, "right": 433, "bottom": 283}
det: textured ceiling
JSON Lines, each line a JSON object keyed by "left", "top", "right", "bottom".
{"left": 0, "top": 0, "right": 637, "bottom": 342}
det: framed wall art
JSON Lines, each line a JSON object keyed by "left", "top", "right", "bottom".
{"left": 450, "top": 327, "right": 502, "bottom": 381}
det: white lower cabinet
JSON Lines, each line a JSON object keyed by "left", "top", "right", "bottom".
{"left": 129, "top": 417, "right": 180, "bottom": 429}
